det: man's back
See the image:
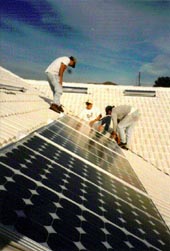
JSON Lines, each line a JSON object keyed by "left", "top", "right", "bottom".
{"left": 45, "top": 56, "right": 70, "bottom": 74}
{"left": 112, "top": 105, "right": 131, "bottom": 120}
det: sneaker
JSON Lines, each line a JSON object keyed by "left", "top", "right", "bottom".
{"left": 119, "top": 143, "right": 128, "bottom": 150}
{"left": 121, "top": 145, "right": 129, "bottom": 150}
{"left": 58, "top": 105, "right": 64, "bottom": 113}
{"left": 49, "top": 104, "right": 61, "bottom": 113}
{"left": 119, "top": 142, "right": 126, "bottom": 146}
{"left": 119, "top": 142, "right": 129, "bottom": 150}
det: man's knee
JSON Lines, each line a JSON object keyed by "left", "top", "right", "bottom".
{"left": 54, "top": 84, "right": 62, "bottom": 94}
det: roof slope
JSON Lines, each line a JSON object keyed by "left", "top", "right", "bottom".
{"left": 27, "top": 78, "right": 170, "bottom": 176}
{"left": 0, "top": 67, "right": 59, "bottom": 147}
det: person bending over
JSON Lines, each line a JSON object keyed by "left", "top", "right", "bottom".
{"left": 45, "top": 56, "right": 77, "bottom": 113}
{"left": 104, "top": 105, "right": 140, "bottom": 149}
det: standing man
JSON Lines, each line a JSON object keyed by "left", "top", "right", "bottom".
{"left": 105, "top": 105, "right": 140, "bottom": 149}
{"left": 45, "top": 56, "right": 77, "bottom": 113}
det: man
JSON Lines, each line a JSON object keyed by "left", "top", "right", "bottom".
{"left": 97, "top": 105, "right": 112, "bottom": 133}
{"left": 105, "top": 105, "right": 140, "bottom": 149}
{"left": 79, "top": 99, "right": 102, "bottom": 127}
{"left": 96, "top": 106, "right": 120, "bottom": 144}
{"left": 45, "top": 56, "right": 77, "bottom": 113}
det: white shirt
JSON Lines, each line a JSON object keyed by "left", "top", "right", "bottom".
{"left": 45, "top": 56, "right": 70, "bottom": 75}
{"left": 79, "top": 107, "right": 101, "bottom": 122}
{"left": 111, "top": 105, "right": 132, "bottom": 131}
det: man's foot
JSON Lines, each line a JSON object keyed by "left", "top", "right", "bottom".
{"left": 121, "top": 145, "right": 129, "bottom": 150}
{"left": 119, "top": 142, "right": 126, "bottom": 146}
{"left": 58, "top": 105, "right": 64, "bottom": 113}
{"left": 119, "top": 142, "right": 129, "bottom": 150}
{"left": 49, "top": 104, "right": 64, "bottom": 113}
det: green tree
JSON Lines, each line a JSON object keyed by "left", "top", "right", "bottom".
{"left": 153, "top": 77, "right": 170, "bottom": 87}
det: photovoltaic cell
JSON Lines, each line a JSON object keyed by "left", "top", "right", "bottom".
{"left": 0, "top": 117, "right": 170, "bottom": 251}
{"left": 58, "top": 114, "right": 126, "bottom": 156}
{"left": 38, "top": 117, "right": 145, "bottom": 191}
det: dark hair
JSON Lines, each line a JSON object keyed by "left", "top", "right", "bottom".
{"left": 105, "top": 105, "right": 114, "bottom": 114}
{"left": 69, "top": 56, "right": 76, "bottom": 68}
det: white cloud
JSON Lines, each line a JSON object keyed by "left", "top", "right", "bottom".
{"left": 141, "top": 34, "right": 170, "bottom": 77}
{"left": 141, "top": 54, "right": 170, "bottom": 76}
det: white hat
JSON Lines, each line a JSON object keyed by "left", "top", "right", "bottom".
{"left": 86, "top": 99, "right": 93, "bottom": 104}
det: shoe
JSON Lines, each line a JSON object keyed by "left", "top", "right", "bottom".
{"left": 119, "top": 142, "right": 129, "bottom": 150}
{"left": 58, "top": 105, "right": 64, "bottom": 113}
{"left": 121, "top": 145, "right": 129, "bottom": 150}
{"left": 119, "top": 142, "right": 126, "bottom": 146}
{"left": 49, "top": 104, "right": 62, "bottom": 113}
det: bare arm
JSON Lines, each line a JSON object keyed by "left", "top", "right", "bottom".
{"left": 58, "top": 63, "right": 67, "bottom": 85}
{"left": 89, "top": 114, "right": 102, "bottom": 127}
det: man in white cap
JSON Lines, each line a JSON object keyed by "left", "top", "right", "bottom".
{"left": 45, "top": 56, "right": 77, "bottom": 113}
{"left": 79, "top": 99, "right": 102, "bottom": 127}
{"left": 105, "top": 105, "right": 140, "bottom": 149}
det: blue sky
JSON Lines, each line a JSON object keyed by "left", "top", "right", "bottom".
{"left": 0, "top": 0, "right": 170, "bottom": 85}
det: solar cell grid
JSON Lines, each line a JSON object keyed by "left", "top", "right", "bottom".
{"left": 0, "top": 120, "right": 170, "bottom": 250}
{"left": 6, "top": 137, "right": 161, "bottom": 215}
{"left": 24, "top": 138, "right": 138, "bottom": 200}
{"left": 0, "top": 137, "right": 160, "bottom": 217}
{"left": 0, "top": 142, "right": 163, "bottom": 217}
{"left": 58, "top": 114, "right": 122, "bottom": 152}
{"left": 38, "top": 120, "right": 145, "bottom": 191}
{"left": 1, "top": 164, "right": 169, "bottom": 251}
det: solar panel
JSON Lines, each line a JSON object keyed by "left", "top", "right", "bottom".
{"left": 37, "top": 116, "right": 146, "bottom": 191}
{"left": 0, "top": 116, "right": 170, "bottom": 251}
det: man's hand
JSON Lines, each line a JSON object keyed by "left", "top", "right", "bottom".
{"left": 89, "top": 121, "right": 94, "bottom": 127}
{"left": 110, "top": 131, "right": 121, "bottom": 144}
{"left": 97, "top": 125, "right": 104, "bottom": 132}
{"left": 89, "top": 114, "right": 102, "bottom": 127}
{"left": 97, "top": 114, "right": 102, "bottom": 120}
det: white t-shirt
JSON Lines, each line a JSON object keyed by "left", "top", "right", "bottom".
{"left": 111, "top": 105, "right": 135, "bottom": 131}
{"left": 45, "top": 56, "right": 70, "bottom": 75}
{"left": 79, "top": 107, "right": 101, "bottom": 122}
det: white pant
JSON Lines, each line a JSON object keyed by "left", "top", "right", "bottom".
{"left": 46, "top": 72, "right": 62, "bottom": 105}
{"left": 118, "top": 109, "right": 139, "bottom": 146}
